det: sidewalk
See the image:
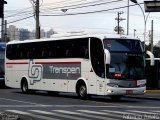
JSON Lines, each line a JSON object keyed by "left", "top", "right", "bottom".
{"left": 127, "top": 90, "right": 160, "bottom": 100}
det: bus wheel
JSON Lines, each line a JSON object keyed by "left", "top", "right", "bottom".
{"left": 110, "top": 95, "right": 122, "bottom": 101}
{"left": 21, "top": 80, "right": 29, "bottom": 94}
{"left": 78, "top": 84, "right": 87, "bottom": 99}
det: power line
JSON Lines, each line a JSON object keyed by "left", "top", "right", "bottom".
{"left": 5, "top": 7, "right": 32, "bottom": 14}
{"left": 5, "top": 11, "right": 33, "bottom": 18}
{"left": 41, "top": 0, "right": 123, "bottom": 12}
{"left": 7, "top": 15, "right": 34, "bottom": 25}
{"left": 40, "top": 3, "right": 143, "bottom": 16}
{"left": 42, "top": 0, "right": 88, "bottom": 7}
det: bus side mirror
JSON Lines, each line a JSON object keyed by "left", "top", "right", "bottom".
{"left": 146, "top": 50, "right": 155, "bottom": 66}
{"left": 104, "top": 49, "right": 110, "bottom": 64}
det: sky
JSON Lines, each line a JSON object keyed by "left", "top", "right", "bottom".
{"left": 3, "top": 0, "right": 160, "bottom": 44}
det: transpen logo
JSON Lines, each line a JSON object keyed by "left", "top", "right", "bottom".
{"left": 28, "top": 60, "right": 43, "bottom": 85}
{"left": 42, "top": 63, "right": 81, "bottom": 80}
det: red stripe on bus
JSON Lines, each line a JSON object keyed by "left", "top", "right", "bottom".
{"left": 35, "top": 62, "right": 81, "bottom": 64}
{"left": 6, "top": 62, "right": 29, "bottom": 65}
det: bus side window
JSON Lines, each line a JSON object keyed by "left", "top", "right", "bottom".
{"left": 90, "top": 38, "right": 105, "bottom": 78}
{"left": 6, "top": 45, "right": 13, "bottom": 59}
{"left": 85, "top": 49, "right": 89, "bottom": 58}
{"left": 82, "top": 46, "right": 89, "bottom": 59}
{"left": 41, "top": 51, "right": 48, "bottom": 58}
{"left": 48, "top": 51, "right": 53, "bottom": 58}
{"left": 65, "top": 49, "right": 69, "bottom": 57}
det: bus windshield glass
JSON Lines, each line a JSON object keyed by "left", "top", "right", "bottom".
{"left": 104, "top": 38, "right": 145, "bottom": 80}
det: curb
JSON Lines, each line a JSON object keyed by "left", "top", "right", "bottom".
{"left": 146, "top": 90, "right": 160, "bottom": 93}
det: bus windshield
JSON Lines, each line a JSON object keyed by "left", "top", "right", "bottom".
{"left": 104, "top": 38, "right": 145, "bottom": 80}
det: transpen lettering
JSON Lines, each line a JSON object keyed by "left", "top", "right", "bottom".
{"left": 49, "top": 66, "right": 80, "bottom": 77}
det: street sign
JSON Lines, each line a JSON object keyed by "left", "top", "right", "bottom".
{"left": 144, "top": 1, "right": 160, "bottom": 12}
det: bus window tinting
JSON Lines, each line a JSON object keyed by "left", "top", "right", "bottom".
{"left": 104, "top": 39, "right": 145, "bottom": 80}
{"left": 103, "top": 39, "right": 143, "bottom": 53}
{"left": 90, "top": 38, "right": 105, "bottom": 78}
{"left": 6, "top": 39, "right": 89, "bottom": 60}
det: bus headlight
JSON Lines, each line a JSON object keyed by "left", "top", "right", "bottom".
{"left": 107, "top": 89, "right": 113, "bottom": 93}
{"left": 107, "top": 83, "right": 119, "bottom": 88}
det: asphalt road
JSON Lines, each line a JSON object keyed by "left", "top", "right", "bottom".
{"left": 0, "top": 88, "right": 160, "bottom": 120}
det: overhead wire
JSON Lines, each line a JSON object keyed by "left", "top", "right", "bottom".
{"left": 41, "top": 0, "right": 88, "bottom": 8}
{"left": 4, "top": 0, "right": 124, "bottom": 24}
{"left": 4, "top": 2, "right": 144, "bottom": 25}
{"left": 40, "top": 3, "right": 143, "bottom": 16}
{"left": 7, "top": 15, "right": 34, "bottom": 25}
{"left": 41, "top": 0, "right": 123, "bottom": 13}
{"left": 4, "top": 0, "right": 160, "bottom": 39}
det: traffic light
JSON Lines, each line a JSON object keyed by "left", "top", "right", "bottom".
{"left": 0, "top": 0, "right": 7, "bottom": 18}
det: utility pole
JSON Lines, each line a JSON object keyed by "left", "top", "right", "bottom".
{"left": 117, "top": 12, "right": 120, "bottom": 34}
{"left": 115, "top": 12, "right": 125, "bottom": 34}
{"left": 35, "top": 0, "right": 40, "bottom": 39}
{"left": 4, "top": 20, "right": 7, "bottom": 42}
{"left": 0, "top": 0, "right": 7, "bottom": 41}
{"left": 1, "top": 17, "right": 4, "bottom": 41}
{"left": 150, "top": 20, "right": 153, "bottom": 53}
{"left": 127, "top": 0, "right": 129, "bottom": 35}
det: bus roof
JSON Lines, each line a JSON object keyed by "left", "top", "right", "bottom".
{"left": 7, "top": 33, "right": 140, "bottom": 45}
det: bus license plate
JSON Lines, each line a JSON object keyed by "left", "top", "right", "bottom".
{"left": 126, "top": 90, "right": 133, "bottom": 95}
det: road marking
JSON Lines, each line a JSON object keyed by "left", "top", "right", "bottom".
{"left": 0, "top": 97, "right": 41, "bottom": 105}
{"left": 6, "top": 110, "right": 59, "bottom": 120}
{"left": 54, "top": 110, "right": 119, "bottom": 120}
{"left": 126, "top": 110, "right": 156, "bottom": 114}
{"left": 152, "top": 111, "right": 160, "bottom": 113}
{"left": 53, "top": 110, "right": 81, "bottom": 115}
{"left": 0, "top": 105, "right": 46, "bottom": 107}
{"left": 31, "top": 110, "right": 90, "bottom": 120}
{"left": 29, "top": 110, "right": 55, "bottom": 115}
{"left": 102, "top": 110, "right": 135, "bottom": 115}
{"left": 1, "top": 104, "right": 160, "bottom": 109}
{"left": 77, "top": 110, "right": 120, "bottom": 120}
{"left": 32, "top": 105, "right": 160, "bottom": 109}
{"left": 78, "top": 110, "right": 106, "bottom": 115}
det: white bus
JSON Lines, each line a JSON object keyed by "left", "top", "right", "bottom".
{"left": 5, "top": 33, "right": 154, "bottom": 100}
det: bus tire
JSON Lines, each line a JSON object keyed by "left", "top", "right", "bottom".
{"left": 21, "top": 79, "right": 29, "bottom": 94}
{"left": 77, "top": 84, "right": 88, "bottom": 99}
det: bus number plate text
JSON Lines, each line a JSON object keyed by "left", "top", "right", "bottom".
{"left": 126, "top": 90, "right": 133, "bottom": 95}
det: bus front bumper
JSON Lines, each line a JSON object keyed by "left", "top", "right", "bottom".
{"left": 105, "top": 86, "right": 146, "bottom": 96}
